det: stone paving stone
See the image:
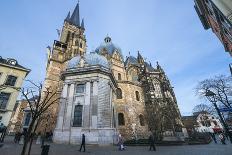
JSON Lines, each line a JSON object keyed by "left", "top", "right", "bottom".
{"left": 1, "top": 136, "right": 232, "bottom": 155}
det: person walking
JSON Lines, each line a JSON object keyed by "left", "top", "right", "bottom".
{"left": 148, "top": 132, "right": 156, "bottom": 151}
{"left": 14, "top": 132, "right": 19, "bottom": 143}
{"left": 210, "top": 133, "right": 217, "bottom": 144}
{"left": 219, "top": 132, "right": 226, "bottom": 145}
{"left": 79, "top": 134, "right": 86, "bottom": 152}
{"left": 118, "top": 134, "right": 125, "bottom": 151}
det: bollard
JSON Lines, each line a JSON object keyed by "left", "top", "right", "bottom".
{"left": 41, "top": 144, "right": 50, "bottom": 155}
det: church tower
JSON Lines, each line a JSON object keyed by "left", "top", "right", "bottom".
{"left": 41, "top": 2, "right": 86, "bottom": 132}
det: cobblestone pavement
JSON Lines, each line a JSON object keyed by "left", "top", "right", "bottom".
{"left": 1, "top": 136, "right": 232, "bottom": 155}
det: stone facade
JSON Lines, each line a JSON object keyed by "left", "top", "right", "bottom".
{"left": 53, "top": 53, "right": 117, "bottom": 144}
{"left": 8, "top": 100, "right": 29, "bottom": 134}
{"left": 42, "top": 3, "right": 184, "bottom": 144}
{"left": 38, "top": 3, "right": 87, "bottom": 132}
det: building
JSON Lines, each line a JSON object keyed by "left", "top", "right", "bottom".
{"left": 182, "top": 112, "right": 223, "bottom": 135}
{"left": 194, "top": 0, "right": 232, "bottom": 56}
{"left": 8, "top": 100, "right": 29, "bottom": 134}
{"left": 0, "top": 56, "right": 30, "bottom": 126}
{"left": 42, "top": 3, "right": 184, "bottom": 144}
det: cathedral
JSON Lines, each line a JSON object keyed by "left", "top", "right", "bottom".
{"left": 43, "top": 3, "right": 184, "bottom": 144}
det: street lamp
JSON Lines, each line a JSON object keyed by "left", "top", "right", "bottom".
{"left": 205, "top": 90, "right": 232, "bottom": 143}
{"left": 229, "top": 63, "right": 232, "bottom": 76}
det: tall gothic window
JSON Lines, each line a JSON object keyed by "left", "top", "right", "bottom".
{"left": 118, "top": 73, "right": 122, "bottom": 80}
{"left": 73, "top": 105, "right": 83, "bottom": 127}
{"left": 118, "top": 113, "right": 125, "bottom": 126}
{"left": 129, "top": 69, "right": 138, "bottom": 82}
{"left": 135, "top": 91, "right": 140, "bottom": 101}
{"left": 139, "top": 114, "right": 145, "bottom": 126}
{"left": 116, "top": 88, "right": 122, "bottom": 99}
{"left": 24, "top": 113, "right": 31, "bottom": 127}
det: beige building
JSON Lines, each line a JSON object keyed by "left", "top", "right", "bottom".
{"left": 0, "top": 56, "right": 30, "bottom": 126}
{"left": 8, "top": 100, "right": 29, "bottom": 134}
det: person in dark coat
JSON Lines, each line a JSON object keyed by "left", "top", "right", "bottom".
{"left": 149, "top": 132, "right": 156, "bottom": 151}
{"left": 219, "top": 132, "right": 226, "bottom": 145}
{"left": 210, "top": 132, "right": 217, "bottom": 144}
{"left": 79, "top": 134, "right": 86, "bottom": 152}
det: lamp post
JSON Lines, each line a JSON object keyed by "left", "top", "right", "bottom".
{"left": 205, "top": 90, "right": 232, "bottom": 143}
{"left": 229, "top": 63, "right": 232, "bottom": 76}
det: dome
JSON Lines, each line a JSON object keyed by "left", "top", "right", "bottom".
{"left": 67, "top": 52, "right": 110, "bottom": 69}
{"left": 95, "top": 36, "right": 124, "bottom": 61}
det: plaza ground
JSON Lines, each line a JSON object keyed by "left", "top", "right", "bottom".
{"left": 0, "top": 136, "right": 232, "bottom": 155}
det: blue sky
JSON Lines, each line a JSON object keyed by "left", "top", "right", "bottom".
{"left": 0, "top": 0, "right": 231, "bottom": 115}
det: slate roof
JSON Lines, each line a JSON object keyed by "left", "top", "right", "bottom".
{"left": 65, "top": 2, "right": 85, "bottom": 29}
{"left": 95, "top": 36, "right": 124, "bottom": 61}
{"left": 67, "top": 52, "right": 110, "bottom": 69}
{"left": 0, "top": 56, "right": 30, "bottom": 73}
{"left": 124, "top": 56, "right": 155, "bottom": 71}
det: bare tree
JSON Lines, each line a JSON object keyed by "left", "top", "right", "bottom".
{"left": 160, "top": 98, "right": 180, "bottom": 136}
{"left": 196, "top": 75, "right": 232, "bottom": 108}
{"left": 145, "top": 100, "right": 163, "bottom": 140}
{"left": 192, "top": 103, "right": 215, "bottom": 115}
{"left": 20, "top": 81, "right": 60, "bottom": 155}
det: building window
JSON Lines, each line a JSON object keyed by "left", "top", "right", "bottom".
{"left": 118, "top": 73, "right": 122, "bottom": 80}
{"left": 0, "top": 92, "right": 11, "bottom": 110}
{"left": 213, "top": 121, "right": 217, "bottom": 126}
{"left": 118, "top": 113, "right": 125, "bottom": 126}
{"left": 135, "top": 91, "right": 140, "bottom": 101}
{"left": 139, "top": 114, "right": 145, "bottom": 126}
{"left": 116, "top": 88, "right": 122, "bottom": 99}
{"left": 5, "top": 75, "right": 17, "bottom": 86}
{"left": 219, "top": 15, "right": 225, "bottom": 22}
{"left": 76, "top": 84, "right": 85, "bottom": 94}
{"left": 73, "top": 105, "right": 83, "bottom": 127}
{"left": 80, "top": 42, "right": 83, "bottom": 48}
{"left": 206, "top": 121, "right": 211, "bottom": 127}
{"left": 0, "top": 116, "right": 2, "bottom": 122}
{"left": 24, "top": 113, "right": 31, "bottom": 127}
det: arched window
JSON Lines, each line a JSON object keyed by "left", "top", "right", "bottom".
{"left": 73, "top": 105, "right": 83, "bottom": 127}
{"left": 116, "top": 88, "right": 122, "bottom": 99}
{"left": 129, "top": 68, "right": 138, "bottom": 82}
{"left": 139, "top": 114, "right": 145, "bottom": 126}
{"left": 118, "top": 113, "right": 125, "bottom": 126}
{"left": 118, "top": 73, "right": 122, "bottom": 80}
{"left": 135, "top": 91, "right": 140, "bottom": 101}
{"left": 24, "top": 113, "right": 31, "bottom": 127}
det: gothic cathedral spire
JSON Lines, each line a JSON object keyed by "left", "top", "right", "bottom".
{"left": 69, "top": 2, "right": 80, "bottom": 27}
{"left": 40, "top": 2, "right": 87, "bottom": 132}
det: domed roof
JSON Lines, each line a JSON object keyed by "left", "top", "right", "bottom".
{"left": 67, "top": 52, "right": 110, "bottom": 69}
{"left": 95, "top": 36, "right": 124, "bottom": 60}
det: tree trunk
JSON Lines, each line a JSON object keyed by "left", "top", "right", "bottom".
{"left": 20, "top": 136, "right": 29, "bottom": 155}
{"left": 28, "top": 136, "right": 34, "bottom": 155}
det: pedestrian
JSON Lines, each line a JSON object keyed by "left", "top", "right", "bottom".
{"left": 118, "top": 134, "right": 125, "bottom": 151}
{"left": 148, "top": 132, "right": 156, "bottom": 151}
{"left": 224, "top": 131, "right": 229, "bottom": 141}
{"left": 79, "top": 134, "right": 86, "bottom": 152}
{"left": 14, "top": 132, "right": 19, "bottom": 143}
{"left": 210, "top": 133, "right": 217, "bottom": 144}
{"left": 219, "top": 132, "right": 226, "bottom": 145}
